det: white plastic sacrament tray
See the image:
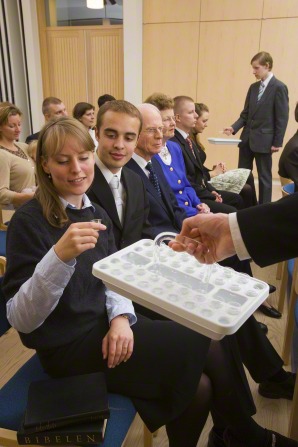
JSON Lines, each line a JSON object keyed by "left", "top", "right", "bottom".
{"left": 92, "top": 239, "right": 269, "bottom": 340}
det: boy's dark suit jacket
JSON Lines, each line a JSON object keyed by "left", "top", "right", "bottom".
{"left": 88, "top": 165, "right": 152, "bottom": 249}
{"left": 170, "top": 131, "right": 242, "bottom": 211}
{"left": 232, "top": 76, "right": 289, "bottom": 153}
{"left": 237, "top": 193, "right": 298, "bottom": 267}
{"left": 125, "top": 157, "right": 186, "bottom": 237}
{"left": 170, "top": 130, "right": 215, "bottom": 200}
{"left": 278, "top": 131, "right": 298, "bottom": 191}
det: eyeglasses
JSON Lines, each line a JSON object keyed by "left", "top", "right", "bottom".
{"left": 143, "top": 127, "right": 164, "bottom": 135}
{"left": 162, "top": 116, "right": 176, "bottom": 123}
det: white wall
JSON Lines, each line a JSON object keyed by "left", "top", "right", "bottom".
{"left": 123, "top": 0, "right": 142, "bottom": 104}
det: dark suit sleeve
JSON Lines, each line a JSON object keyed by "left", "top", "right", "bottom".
{"left": 236, "top": 193, "right": 298, "bottom": 266}
{"left": 231, "top": 85, "right": 252, "bottom": 134}
{"left": 273, "top": 83, "right": 289, "bottom": 147}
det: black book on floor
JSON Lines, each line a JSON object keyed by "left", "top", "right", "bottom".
{"left": 17, "top": 418, "right": 107, "bottom": 445}
{"left": 23, "top": 372, "right": 110, "bottom": 434}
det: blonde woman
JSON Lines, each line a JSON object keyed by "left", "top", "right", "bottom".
{"left": 0, "top": 105, "right": 36, "bottom": 208}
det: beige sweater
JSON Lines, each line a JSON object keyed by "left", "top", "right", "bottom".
{"left": 0, "top": 142, "right": 36, "bottom": 207}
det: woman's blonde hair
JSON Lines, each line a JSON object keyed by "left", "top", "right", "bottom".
{"left": 0, "top": 105, "right": 22, "bottom": 137}
{"left": 35, "top": 117, "right": 95, "bottom": 228}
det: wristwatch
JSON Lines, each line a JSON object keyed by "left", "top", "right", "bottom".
{"left": 119, "top": 314, "right": 130, "bottom": 321}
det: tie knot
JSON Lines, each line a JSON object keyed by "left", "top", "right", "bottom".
{"left": 146, "top": 162, "right": 153, "bottom": 173}
{"left": 110, "top": 175, "right": 119, "bottom": 189}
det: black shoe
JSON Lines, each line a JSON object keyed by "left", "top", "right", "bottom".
{"left": 259, "top": 372, "right": 296, "bottom": 400}
{"left": 223, "top": 428, "right": 298, "bottom": 446}
{"left": 208, "top": 427, "right": 225, "bottom": 447}
{"left": 258, "top": 321, "right": 268, "bottom": 334}
{"left": 258, "top": 304, "right": 282, "bottom": 319}
{"left": 269, "top": 284, "right": 277, "bottom": 294}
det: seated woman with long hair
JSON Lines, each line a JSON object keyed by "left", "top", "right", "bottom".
{"left": 191, "top": 103, "right": 258, "bottom": 207}
{"left": 2, "top": 116, "right": 296, "bottom": 447}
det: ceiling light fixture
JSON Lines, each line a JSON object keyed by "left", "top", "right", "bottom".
{"left": 87, "top": 0, "right": 104, "bottom": 9}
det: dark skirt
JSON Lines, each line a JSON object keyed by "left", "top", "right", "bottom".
{"left": 37, "top": 314, "right": 211, "bottom": 432}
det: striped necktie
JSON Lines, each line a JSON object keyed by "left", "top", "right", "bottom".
{"left": 186, "top": 137, "right": 196, "bottom": 159}
{"left": 146, "top": 162, "right": 161, "bottom": 197}
{"left": 257, "top": 82, "right": 265, "bottom": 101}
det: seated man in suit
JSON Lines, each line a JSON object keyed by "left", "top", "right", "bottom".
{"left": 87, "top": 100, "right": 152, "bottom": 249}
{"left": 171, "top": 95, "right": 244, "bottom": 212}
{"left": 25, "top": 97, "right": 68, "bottom": 143}
{"left": 278, "top": 102, "right": 298, "bottom": 191}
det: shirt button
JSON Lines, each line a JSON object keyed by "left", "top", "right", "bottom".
{"left": 179, "top": 190, "right": 182, "bottom": 194}
{"left": 170, "top": 167, "right": 174, "bottom": 171}
{"left": 185, "top": 201, "right": 189, "bottom": 206}
{"left": 178, "top": 180, "right": 181, "bottom": 184}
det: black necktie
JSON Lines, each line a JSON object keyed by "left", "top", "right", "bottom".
{"left": 146, "top": 162, "right": 161, "bottom": 197}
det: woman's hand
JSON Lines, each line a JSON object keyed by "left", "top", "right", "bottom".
{"left": 102, "top": 316, "right": 134, "bottom": 368}
{"left": 210, "top": 162, "right": 226, "bottom": 178}
{"left": 197, "top": 203, "right": 211, "bottom": 214}
{"left": 211, "top": 191, "right": 223, "bottom": 203}
{"left": 54, "top": 221, "right": 106, "bottom": 263}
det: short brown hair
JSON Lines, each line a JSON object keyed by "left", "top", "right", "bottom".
{"left": 73, "top": 102, "right": 95, "bottom": 120}
{"left": 195, "top": 103, "right": 209, "bottom": 117}
{"left": 96, "top": 100, "right": 142, "bottom": 134}
{"left": 145, "top": 93, "right": 174, "bottom": 111}
{"left": 42, "top": 97, "right": 63, "bottom": 115}
{"left": 251, "top": 51, "right": 273, "bottom": 70}
{"left": 36, "top": 117, "right": 94, "bottom": 228}
{"left": 173, "top": 96, "right": 194, "bottom": 114}
{"left": 0, "top": 105, "right": 22, "bottom": 134}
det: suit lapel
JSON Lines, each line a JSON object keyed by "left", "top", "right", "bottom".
{"left": 92, "top": 166, "right": 122, "bottom": 229}
{"left": 174, "top": 130, "right": 204, "bottom": 171}
{"left": 127, "top": 159, "right": 172, "bottom": 217}
{"left": 251, "top": 76, "right": 276, "bottom": 116}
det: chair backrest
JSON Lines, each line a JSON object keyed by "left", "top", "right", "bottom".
{"left": 0, "top": 276, "right": 11, "bottom": 336}
{"left": 281, "top": 182, "right": 295, "bottom": 197}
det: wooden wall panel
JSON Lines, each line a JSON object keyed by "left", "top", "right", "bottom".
{"left": 196, "top": 21, "right": 261, "bottom": 173}
{"left": 260, "top": 18, "right": 298, "bottom": 178}
{"left": 86, "top": 28, "right": 123, "bottom": 107}
{"left": 200, "top": 0, "right": 263, "bottom": 21}
{"left": 143, "top": 0, "right": 201, "bottom": 23}
{"left": 143, "top": 23, "right": 200, "bottom": 100}
{"left": 46, "top": 29, "right": 87, "bottom": 113}
{"left": 263, "top": 0, "right": 298, "bottom": 18}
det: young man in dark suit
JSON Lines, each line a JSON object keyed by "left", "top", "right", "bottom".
{"left": 224, "top": 51, "right": 289, "bottom": 204}
{"left": 171, "top": 96, "right": 244, "bottom": 212}
{"left": 87, "top": 100, "right": 152, "bottom": 249}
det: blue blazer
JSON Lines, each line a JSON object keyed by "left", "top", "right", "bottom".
{"left": 125, "top": 158, "right": 186, "bottom": 237}
{"left": 153, "top": 141, "right": 201, "bottom": 217}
